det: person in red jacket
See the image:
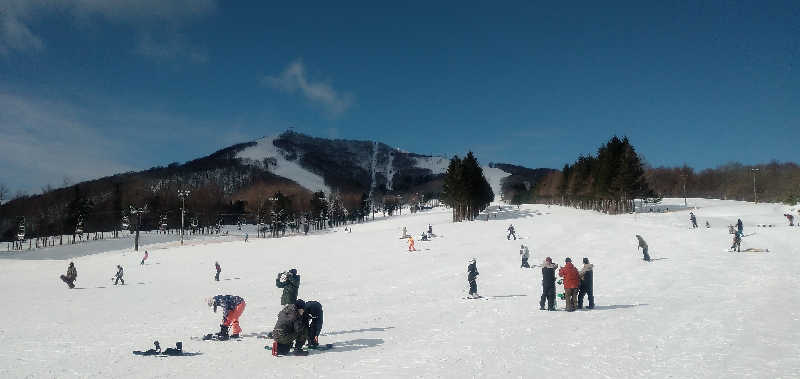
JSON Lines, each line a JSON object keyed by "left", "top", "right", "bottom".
{"left": 558, "top": 257, "right": 580, "bottom": 312}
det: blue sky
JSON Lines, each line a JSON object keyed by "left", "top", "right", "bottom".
{"left": 1, "top": 1, "right": 798, "bottom": 194}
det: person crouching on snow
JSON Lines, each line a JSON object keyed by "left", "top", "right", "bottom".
{"left": 207, "top": 295, "right": 246, "bottom": 340}
{"left": 271, "top": 299, "right": 308, "bottom": 356}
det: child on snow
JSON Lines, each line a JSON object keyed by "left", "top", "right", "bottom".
{"left": 114, "top": 265, "right": 124, "bottom": 285}
{"left": 467, "top": 258, "right": 479, "bottom": 298}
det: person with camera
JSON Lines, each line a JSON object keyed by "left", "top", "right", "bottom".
{"left": 276, "top": 268, "right": 300, "bottom": 305}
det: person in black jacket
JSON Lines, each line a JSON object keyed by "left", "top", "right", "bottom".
{"left": 214, "top": 262, "right": 221, "bottom": 282}
{"left": 539, "top": 257, "right": 558, "bottom": 310}
{"left": 207, "top": 295, "right": 246, "bottom": 340}
{"left": 578, "top": 258, "right": 594, "bottom": 309}
{"left": 302, "top": 300, "right": 324, "bottom": 347}
{"left": 467, "top": 258, "right": 479, "bottom": 298}
{"left": 271, "top": 299, "right": 308, "bottom": 355}
{"left": 276, "top": 269, "right": 300, "bottom": 305}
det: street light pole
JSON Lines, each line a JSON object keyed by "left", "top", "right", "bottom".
{"left": 680, "top": 173, "right": 688, "bottom": 208}
{"left": 751, "top": 168, "right": 759, "bottom": 204}
{"left": 178, "top": 190, "right": 191, "bottom": 245}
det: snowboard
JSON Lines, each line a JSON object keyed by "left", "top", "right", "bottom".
{"left": 59, "top": 275, "right": 75, "bottom": 288}
{"left": 194, "top": 334, "right": 242, "bottom": 341}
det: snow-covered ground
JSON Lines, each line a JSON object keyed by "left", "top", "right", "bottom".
{"left": 237, "top": 136, "right": 330, "bottom": 193}
{"left": 482, "top": 166, "right": 511, "bottom": 203}
{"left": 1, "top": 199, "right": 798, "bottom": 378}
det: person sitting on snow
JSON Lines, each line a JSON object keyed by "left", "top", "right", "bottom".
{"left": 60, "top": 262, "right": 77, "bottom": 289}
{"left": 271, "top": 299, "right": 308, "bottom": 356}
{"left": 207, "top": 294, "right": 246, "bottom": 340}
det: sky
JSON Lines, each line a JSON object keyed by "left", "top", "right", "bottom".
{"left": 0, "top": 1, "right": 798, "bottom": 194}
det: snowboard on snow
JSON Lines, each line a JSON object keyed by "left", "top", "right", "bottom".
{"left": 193, "top": 334, "right": 242, "bottom": 341}
{"left": 264, "top": 343, "right": 333, "bottom": 355}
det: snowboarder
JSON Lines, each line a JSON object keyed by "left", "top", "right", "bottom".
{"left": 578, "top": 258, "right": 594, "bottom": 309}
{"left": 427, "top": 224, "right": 433, "bottom": 237}
{"left": 558, "top": 258, "right": 580, "bottom": 312}
{"left": 636, "top": 235, "right": 650, "bottom": 261}
{"left": 507, "top": 224, "right": 516, "bottom": 240}
{"left": 271, "top": 299, "right": 308, "bottom": 356}
{"left": 706, "top": 221, "right": 711, "bottom": 228}
{"left": 244, "top": 233, "right": 248, "bottom": 242}
{"left": 731, "top": 232, "right": 742, "bottom": 252}
{"left": 140, "top": 250, "right": 148, "bottom": 265}
{"left": 785, "top": 213, "right": 795, "bottom": 226}
{"left": 539, "top": 257, "right": 558, "bottom": 310}
{"left": 420, "top": 232, "right": 428, "bottom": 241}
{"left": 467, "top": 258, "right": 479, "bottom": 298}
{"left": 736, "top": 219, "right": 744, "bottom": 236}
{"left": 519, "top": 244, "right": 530, "bottom": 268}
{"left": 114, "top": 265, "right": 124, "bottom": 285}
{"left": 214, "top": 261, "right": 221, "bottom": 281}
{"left": 689, "top": 212, "right": 698, "bottom": 228}
{"left": 207, "top": 294, "right": 246, "bottom": 340}
{"left": 302, "top": 300, "right": 324, "bottom": 348}
{"left": 408, "top": 236, "right": 416, "bottom": 252}
{"left": 60, "top": 262, "right": 77, "bottom": 289}
{"left": 402, "top": 226, "right": 409, "bottom": 238}
{"left": 276, "top": 269, "right": 300, "bottom": 305}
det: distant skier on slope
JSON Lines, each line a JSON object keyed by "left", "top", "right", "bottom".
{"left": 60, "top": 262, "right": 77, "bottom": 289}
{"left": 408, "top": 236, "right": 416, "bottom": 251}
{"left": 578, "top": 258, "right": 594, "bottom": 309}
{"left": 784, "top": 213, "right": 795, "bottom": 226}
{"left": 558, "top": 258, "right": 580, "bottom": 312}
{"left": 539, "top": 257, "right": 558, "bottom": 311}
{"left": 207, "top": 294, "right": 246, "bottom": 340}
{"left": 706, "top": 221, "right": 711, "bottom": 228}
{"left": 140, "top": 250, "right": 148, "bottom": 265}
{"left": 730, "top": 232, "right": 742, "bottom": 252}
{"left": 689, "top": 212, "right": 698, "bottom": 228}
{"left": 271, "top": 299, "right": 308, "bottom": 356}
{"left": 736, "top": 219, "right": 744, "bottom": 236}
{"left": 507, "top": 224, "right": 516, "bottom": 240}
{"left": 215, "top": 261, "right": 221, "bottom": 282}
{"left": 467, "top": 258, "right": 480, "bottom": 298}
{"left": 114, "top": 265, "right": 124, "bottom": 285}
{"left": 636, "top": 235, "right": 651, "bottom": 261}
{"left": 276, "top": 269, "right": 300, "bottom": 305}
{"left": 519, "top": 244, "right": 530, "bottom": 268}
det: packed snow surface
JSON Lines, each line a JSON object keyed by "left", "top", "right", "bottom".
{"left": 237, "top": 136, "right": 330, "bottom": 193}
{"left": 1, "top": 199, "right": 798, "bottom": 378}
{"left": 413, "top": 156, "right": 449, "bottom": 175}
{"left": 482, "top": 166, "right": 511, "bottom": 203}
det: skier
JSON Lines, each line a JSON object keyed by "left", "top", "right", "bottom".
{"left": 558, "top": 258, "right": 580, "bottom": 312}
{"left": 114, "top": 265, "right": 124, "bottom": 285}
{"left": 60, "top": 262, "right": 77, "bottom": 289}
{"left": 785, "top": 213, "right": 795, "bottom": 226}
{"left": 578, "top": 258, "right": 594, "bottom": 309}
{"left": 467, "top": 258, "right": 479, "bottom": 298}
{"left": 736, "top": 219, "right": 744, "bottom": 236}
{"left": 507, "top": 224, "right": 516, "bottom": 240}
{"left": 636, "top": 235, "right": 651, "bottom": 261}
{"left": 519, "top": 244, "right": 530, "bottom": 268}
{"left": 428, "top": 224, "right": 433, "bottom": 237}
{"left": 271, "top": 299, "right": 308, "bottom": 356}
{"left": 276, "top": 269, "right": 300, "bottom": 305}
{"left": 207, "top": 294, "right": 246, "bottom": 340}
{"left": 539, "top": 257, "right": 558, "bottom": 311}
{"left": 215, "top": 261, "right": 221, "bottom": 282}
{"left": 302, "top": 300, "right": 324, "bottom": 348}
{"left": 140, "top": 250, "right": 149, "bottom": 265}
{"left": 689, "top": 212, "right": 698, "bottom": 228}
{"left": 731, "top": 232, "right": 742, "bottom": 252}
{"left": 408, "top": 236, "right": 416, "bottom": 252}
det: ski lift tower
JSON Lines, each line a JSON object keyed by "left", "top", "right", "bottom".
{"left": 130, "top": 204, "right": 148, "bottom": 251}
{"left": 178, "top": 189, "right": 191, "bottom": 245}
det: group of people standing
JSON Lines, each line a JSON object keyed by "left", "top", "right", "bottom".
{"left": 537, "top": 257, "right": 593, "bottom": 311}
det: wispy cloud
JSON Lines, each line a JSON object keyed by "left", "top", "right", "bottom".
{"left": 0, "top": 0, "right": 215, "bottom": 61}
{"left": 263, "top": 59, "right": 355, "bottom": 117}
{"left": 0, "top": 91, "right": 134, "bottom": 193}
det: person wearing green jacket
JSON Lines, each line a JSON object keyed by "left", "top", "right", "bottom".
{"left": 276, "top": 268, "right": 300, "bottom": 305}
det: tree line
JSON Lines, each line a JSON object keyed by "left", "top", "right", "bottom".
{"left": 441, "top": 152, "right": 494, "bottom": 222}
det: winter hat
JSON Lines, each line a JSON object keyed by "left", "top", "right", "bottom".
{"left": 565, "top": 257, "right": 572, "bottom": 263}
{"left": 545, "top": 257, "right": 552, "bottom": 263}
{"left": 294, "top": 299, "right": 306, "bottom": 310}
{"left": 289, "top": 268, "right": 297, "bottom": 275}
{"left": 583, "top": 258, "right": 589, "bottom": 264}
{"left": 469, "top": 258, "right": 476, "bottom": 264}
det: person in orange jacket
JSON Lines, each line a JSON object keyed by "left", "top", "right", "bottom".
{"left": 408, "top": 236, "right": 416, "bottom": 252}
{"left": 558, "top": 257, "right": 580, "bottom": 312}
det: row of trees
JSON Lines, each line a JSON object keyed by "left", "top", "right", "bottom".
{"left": 441, "top": 152, "right": 494, "bottom": 221}
{"left": 532, "top": 136, "right": 653, "bottom": 214}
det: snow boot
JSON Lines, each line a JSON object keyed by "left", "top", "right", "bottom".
{"left": 276, "top": 343, "right": 291, "bottom": 355}
{"left": 216, "top": 325, "right": 229, "bottom": 340}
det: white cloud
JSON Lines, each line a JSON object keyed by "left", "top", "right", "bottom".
{"left": 263, "top": 59, "right": 355, "bottom": 117}
{"left": 0, "top": 0, "right": 215, "bottom": 60}
{"left": 0, "top": 91, "right": 135, "bottom": 193}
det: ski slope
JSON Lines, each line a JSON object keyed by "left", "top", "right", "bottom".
{"left": 237, "top": 136, "right": 330, "bottom": 193}
{"left": 1, "top": 199, "right": 798, "bottom": 378}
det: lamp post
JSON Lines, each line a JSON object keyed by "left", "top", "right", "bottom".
{"left": 751, "top": 168, "right": 760, "bottom": 204}
{"left": 680, "top": 173, "right": 688, "bottom": 208}
{"left": 178, "top": 189, "right": 191, "bottom": 245}
{"left": 130, "top": 204, "right": 148, "bottom": 251}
